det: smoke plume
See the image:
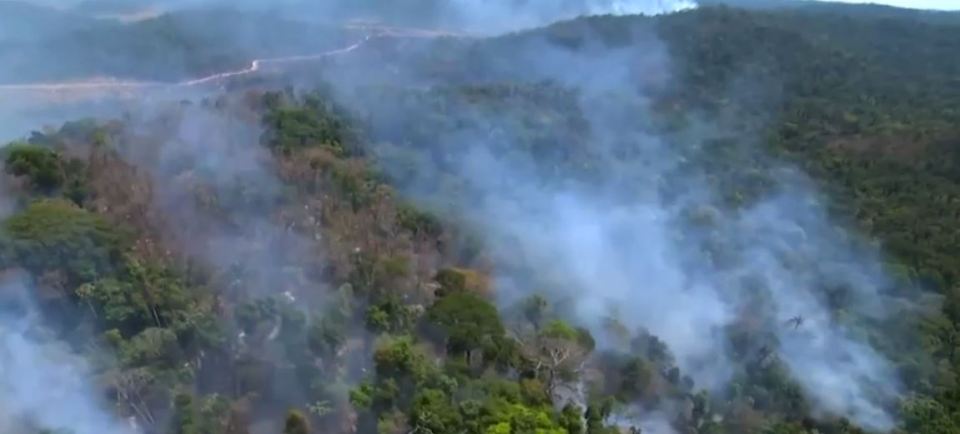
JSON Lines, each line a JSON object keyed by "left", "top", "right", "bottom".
{"left": 0, "top": 0, "right": 919, "bottom": 432}
{"left": 0, "top": 273, "right": 134, "bottom": 434}
{"left": 323, "top": 10, "right": 907, "bottom": 431}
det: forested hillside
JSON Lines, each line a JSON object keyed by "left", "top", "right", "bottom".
{"left": 2, "top": 2, "right": 960, "bottom": 434}
{"left": 0, "top": 2, "right": 350, "bottom": 83}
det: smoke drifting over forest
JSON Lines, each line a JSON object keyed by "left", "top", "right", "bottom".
{"left": 0, "top": 1, "right": 947, "bottom": 434}
{"left": 325, "top": 21, "right": 908, "bottom": 430}
{"left": 0, "top": 273, "right": 135, "bottom": 434}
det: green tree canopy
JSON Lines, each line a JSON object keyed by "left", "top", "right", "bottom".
{"left": 0, "top": 199, "right": 126, "bottom": 283}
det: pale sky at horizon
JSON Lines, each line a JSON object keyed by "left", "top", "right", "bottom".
{"left": 818, "top": 0, "right": 960, "bottom": 10}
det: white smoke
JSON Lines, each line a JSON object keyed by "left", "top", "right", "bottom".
{"left": 332, "top": 13, "right": 906, "bottom": 431}
{"left": 0, "top": 0, "right": 913, "bottom": 431}
{"left": 442, "top": 114, "right": 902, "bottom": 433}
{"left": 0, "top": 277, "right": 134, "bottom": 434}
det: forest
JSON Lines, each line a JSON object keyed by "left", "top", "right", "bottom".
{"left": 2, "top": 1, "right": 960, "bottom": 434}
{"left": 0, "top": 2, "right": 351, "bottom": 83}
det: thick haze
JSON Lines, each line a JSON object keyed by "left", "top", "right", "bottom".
{"left": 0, "top": 274, "right": 133, "bottom": 434}
{"left": 0, "top": 0, "right": 925, "bottom": 432}
{"left": 0, "top": 0, "right": 694, "bottom": 140}
{"left": 326, "top": 10, "right": 910, "bottom": 432}
{"left": 819, "top": 0, "right": 960, "bottom": 10}
{"left": 33, "top": 0, "right": 698, "bottom": 32}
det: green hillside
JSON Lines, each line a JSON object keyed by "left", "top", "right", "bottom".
{"left": 0, "top": 3, "right": 349, "bottom": 83}
{"left": 3, "top": 2, "right": 960, "bottom": 434}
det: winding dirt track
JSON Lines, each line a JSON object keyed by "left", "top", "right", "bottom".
{"left": 0, "top": 23, "right": 464, "bottom": 94}
{"left": 178, "top": 37, "right": 370, "bottom": 87}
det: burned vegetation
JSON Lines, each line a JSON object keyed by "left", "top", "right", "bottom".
{"left": 4, "top": 3, "right": 960, "bottom": 434}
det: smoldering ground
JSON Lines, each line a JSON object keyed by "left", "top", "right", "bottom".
{"left": 113, "top": 95, "right": 349, "bottom": 310}
{"left": 317, "top": 11, "right": 915, "bottom": 433}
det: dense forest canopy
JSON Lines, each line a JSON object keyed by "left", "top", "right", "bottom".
{"left": 2, "top": 1, "right": 960, "bottom": 434}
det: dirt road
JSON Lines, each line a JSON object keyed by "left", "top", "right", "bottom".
{"left": 0, "top": 22, "right": 466, "bottom": 97}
